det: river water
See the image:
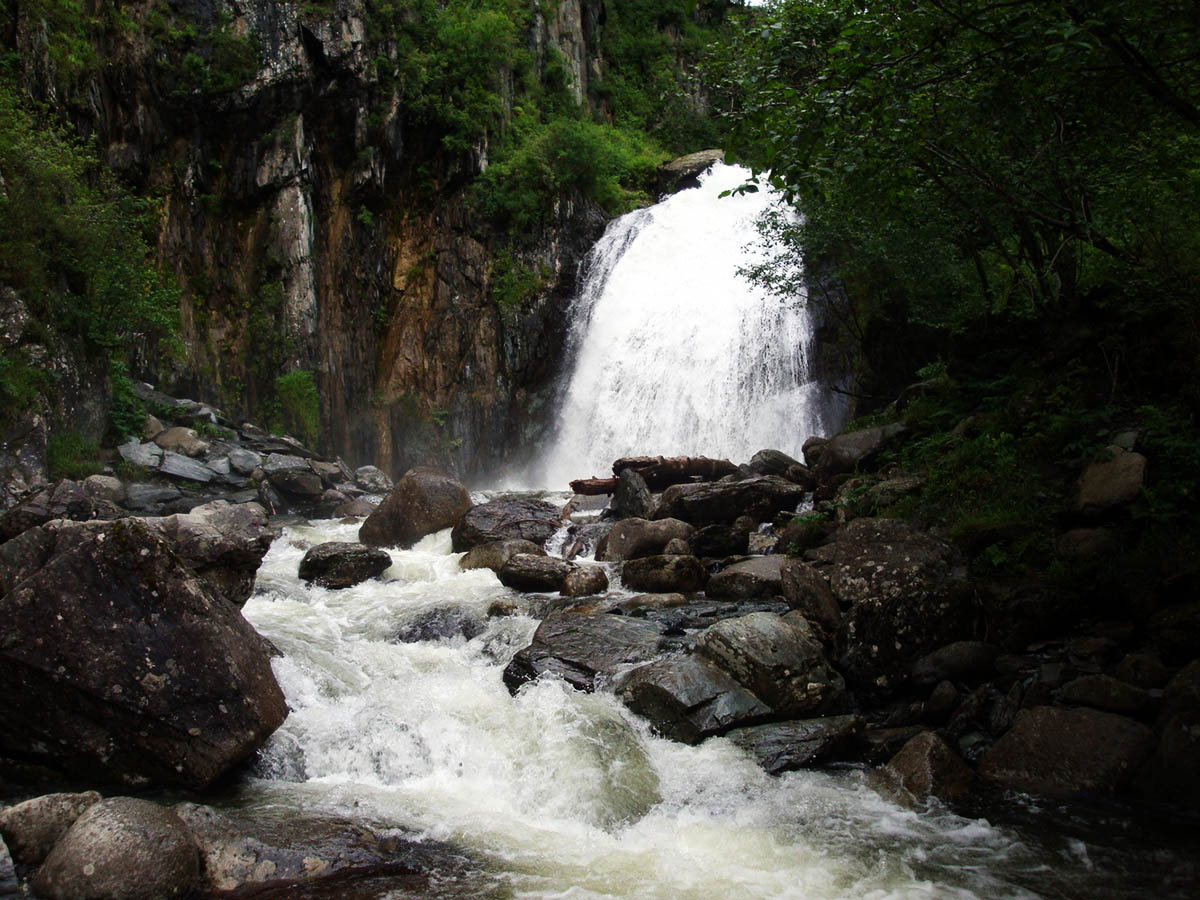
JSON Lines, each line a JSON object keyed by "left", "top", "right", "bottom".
{"left": 234, "top": 513, "right": 1196, "bottom": 899}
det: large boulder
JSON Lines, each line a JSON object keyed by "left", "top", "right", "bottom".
{"left": 1134, "top": 660, "right": 1200, "bottom": 810}
{"left": 747, "top": 449, "right": 804, "bottom": 478}
{"left": 1075, "top": 446, "right": 1147, "bottom": 516}
{"left": 881, "top": 731, "right": 974, "bottom": 804}
{"left": 504, "top": 611, "right": 665, "bottom": 692}
{"left": 689, "top": 523, "right": 750, "bottom": 558}
{"left": 977, "top": 706, "right": 1153, "bottom": 797}
{"left": 618, "top": 654, "right": 771, "bottom": 744}
{"left": 498, "top": 554, "right": 575, "bottom": 592}
{"left": 459, "top": 538, "right": 545, "bottom": 573}
{"left": 354, "top": 465, "right": 393, "bottom": 493}
{"left": 359, "top": 467, "right": 471, "bottom": 549}
{"left": 562, "top": 565, "right": 610, "bottom": 597}
{"left": 654, "top": 476, "right": 806, "bottom": 527}
{"left": 450, "top": 498, "right": 561, "bottom": 552}
{"left": 706, "top": 556, "right": 785, "bottom": 600}
{"left": 813, "top": 423, "right": 906, "bottom": 481}
{"left": 597, "top": 517, "right": 695, "bottom": 562}
{"left": 725, "top": 715, "right": 863, "bottom": 775}
{"left": 153, "top": 426, "right": 209, "bottom": 458}
{"left": 0, "top": 518, "right": 287, "bottom": 789}
{"left": 621, "top": 554, "right": 708, "bottom": 592}
{"left": 142, "top": 501, "right": 274, "bottom": 606}
{"left": 0, "top": 791, "right": 101, "bottom": 865}
{"left": 811, "top": 518, "right": 971, "bottom": 696}
{"left": 31, "top": 798, "right": 200, "bottom": 900}
{"left": 696, "top": 612, "right": 846, "bottom": 717}
{"left": 298, "top": 542, "right": 393, "bottom": 589}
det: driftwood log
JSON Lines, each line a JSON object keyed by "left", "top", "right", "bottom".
{"left": 570, "top": 456, "right": 738, "bottom": 495}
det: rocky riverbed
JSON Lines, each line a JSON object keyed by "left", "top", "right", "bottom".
{"left": 1, "top": 389, "right": 1198, "bottom": 897}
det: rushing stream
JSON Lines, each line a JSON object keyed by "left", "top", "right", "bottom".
{"left": 235, "top": 513, "right": 1195, "bottom": 898}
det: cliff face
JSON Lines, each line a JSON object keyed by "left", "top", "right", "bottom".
{"left": 12, "top": 0, "right": 613, "bottom": 482}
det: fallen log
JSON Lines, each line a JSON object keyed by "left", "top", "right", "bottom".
{"left": 612, "top": 455, "right": 738, "bottom": 490}
{"left": 570, "top": 477, "right": 619, "bottom": 495}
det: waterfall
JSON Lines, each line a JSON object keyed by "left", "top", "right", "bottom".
{"left": 536, "top": 163, "right": 842, "bottom": 487}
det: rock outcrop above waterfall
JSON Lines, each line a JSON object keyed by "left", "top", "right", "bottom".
{"left": 0, "top": 518, "right": 287, "bottom": 789}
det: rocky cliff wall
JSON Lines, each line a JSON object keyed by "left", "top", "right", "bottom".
{"left": 10, "top": 0, "right": 615, "bottom": 483}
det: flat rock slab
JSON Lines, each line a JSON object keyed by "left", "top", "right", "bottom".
{"left": 726, "top": 715, "right": 863, "bottom": 775}
{"left": 117, "top": 439, "right": 163, "bottom": 469}
{"left": 504, "top": 611, "right": 665, "bottom": 692}
{"left": 978, "top": 706, "right": 1152, "bottom": 797}
{"left": 618, "top": 653, "right": 771, "bottom": 744}
{"left": 159, "top": 450, "right": 216, "bottom": 482}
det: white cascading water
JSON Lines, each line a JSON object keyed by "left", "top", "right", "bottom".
{"left": 537, "top": 163, "right": 841, "bottom": 487}
{"left": 235, "top": 518, "right": 1162, "bottom": 899}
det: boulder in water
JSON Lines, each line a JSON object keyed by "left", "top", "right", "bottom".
{"left": 654, "top": 476, "right": 806, "bottom": 527}
{"left": 562, "top": 564, "right": 609, "bottom": 597}
{"left": 780, "top": 559, "right": 840, "bottom": 639}
{"left": 597, "top": 517, "right": 694, "bottom": 562}
{"left": 880, "top": 731, "right": 974, "bottom": 804}
{"left": 978, "top": 706, "right": 1152, "bottom": 796}
{"left": 354, "top": 464, "right": 393, "bottom": 493}
{"left": 299, "top": 541, "right": 393, "bottom": 589}
{"left": 611, "top": 468, "right": 656, "bottom": 519}
{"left": 0, "top": 518, "right": 287, "bottom": 789}
{"left": 689, "top": 523, "right": 750, "bottom": 558}
{"left": 748, "top": 448, "right": 804, "bottom": 478}
{"left": 451, "top": 498, "right": 561, "bottom": 552}
{"left": 696, "top": 612, "right": 846, "bottom": 717}
{"left": 504, "top": 610, "right": 664, "bottom": 692}
{"left": 460, "top": 538, "right": 546, "bottom": 573}
{"left": 621, "top": 554, "right": 708, "bottom": 593}
{"left": 359, "top": 467, "right": 471, "bottom": 549}
{"left": 31, "top": 797, "right": 201, "bottom": 900}
{"left": 498, "top": 554, "right": 574, "bottom": 592}
{"left": 726, "top": 715, "right": 864, "bottom": 775}
{"left": 618, "top": 654, "right": 771, "bottom": 744}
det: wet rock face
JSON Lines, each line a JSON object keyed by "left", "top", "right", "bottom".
{"left": 597, "top": 517, "right": 695, "bottom": 562}
{"left": 0, "top": 518, "right": 287, "bottom": 789}
{"left": 459, "top": 538, "right": 546, "bottom": 573}
{"left": 504, "top": 610, "right": 665, "bottom": 692}
{"left": 880, "top": 731, "right": 974, "bottom": 804}
{"left": 299, "top": 541, "right": 393, "bottom": 589}
{"left": 0, "top": 480, "right": 107, "bottom": 542}
{"left": 31, "top": 798, "right": 201, "bottom": 900}
{"left": 706, "top": 556, "right": 785, "bottom": 600}
{"left": 621, "top": 554, "right": 709, "bottom": 593}
{"left": 359, "top": 467, "right": 471, "bottom": 549}
{"left": 498, "top": 554, "right": 575, "bottom": 593}
{"left": 727, "top": 716, "right": 864, "bottom": 776}
{"left": 451, "top": 498, "right": 562, "bottom": 552}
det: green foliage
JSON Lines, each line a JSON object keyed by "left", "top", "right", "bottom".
{"left": 474, "top": 116, "right": 664, "bottom": 236}
{"left": 273, "top": 370, "right": 321, "bottom": 448}
{"left": 0, "top": 353, "right": 53, "bottom": 426}
{"left": 489, "top": 252, "right": 548, "bottom": 311}
{"left": 107, "top": 360, "right": 146, "bottom": 440}
{"left": 46, "top": 431, "right": 103, "bottom": 480}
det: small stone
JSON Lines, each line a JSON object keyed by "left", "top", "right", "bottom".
{"left": 881, "top": 731, "right": 974, "bottom": 804}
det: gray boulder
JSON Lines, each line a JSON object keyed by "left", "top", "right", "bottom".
{"left": 978, "top": 706, "right": 1153, "bottom": 796}
{"left": 142, "top": 501, "right": 274, "bottom": 606}
{"left": 299, "top": 542, "right": 393, "bottom": 589}
{"left": 689, "top": 523, "right": 750, "bottom": 558}
{"left": 562, "top": 565, "right": 609, "bottom": 597}
{"left": 880, "top": 731, "right": 974, "bottom": 804}
{"left": 450, "top": 498, "right": 561, "bottom": 552}
{"left": 31, "top": 798, "right": 200, "bottom": 900}
{"left": 611, "top": 468, "right": 655, "bottom": 519}
{"left": 726, "top": 715, "right": 863, "bottom": 775}
{"left": 153, "top": 426, "right": 209, "bottom": 458}
{"left": 498, "top": 554, "right": 574, "bottom": 592}
{"left": 459, "top": 538, "right": 545, "bottom": 573}
{"left": 0, "top": 480, "right": 102, "bottom": 541}
{"left": 597, "top": 517, "right": 694, "bottom": 562}
{"left": 748, "top": 448, "right": 804, "bottom": 478}
{"left": 268, "top": 466, "right": 325, "bottom": 498}
{"left": 117, "top": 438, "right": 163, "bottom": 469}
{"left": 813, "top": 423, "right": 907, "bottom": 480}
{"left": 227, "top": 447, "right": 262, "bottom": 476}
{"left": 697, "top": 612, "right": 846, "bottom": 717}
{"left": 621, "top": 554, "right": 708, "bottom": 592}
{"left": 354, "top": 464, "right": 393, "bottom": 493}
{"left": 654, "top": 476, "right": 806, "bottom": 526}
{"left": 0, "top": 791, "right": 101, "bottom": 865}
{"left": 158, "top": 450, "right": 216, "bottom": 483}
{"left": 360, "top": 467, "right": 472, "bottom": 549}
{"left": 618, "top": 654, "right": 771, "bottom": 744}
{"left": 122, "top": 482, "right": 181, "bottom": 511}
{"left": 82, "top": 474, "right": 124, "bottom": 504}
{"left": 706, "top": 556, "right": 785, "bottom": 600}
{"left": 0, "top": 518, "right": 287, "bottom": 789}
{"left": 1058, "top": 674, "right": 1157, "bottom": 719}
{"left": 504, "top": 611, "right": 664, "bottom": 692}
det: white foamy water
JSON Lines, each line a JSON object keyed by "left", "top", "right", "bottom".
{"left": 235, "top": 517, "right": 1128, "bottom": 899}
{"left": 534, "top": 163, "right": 840, "bottom": 488}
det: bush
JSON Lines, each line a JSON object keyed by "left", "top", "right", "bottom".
{"left": 274, "top": 370, "right": 321, "bottom": 448}
{"left": 46, "top": 431, "right": 104, "bottom": 480}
